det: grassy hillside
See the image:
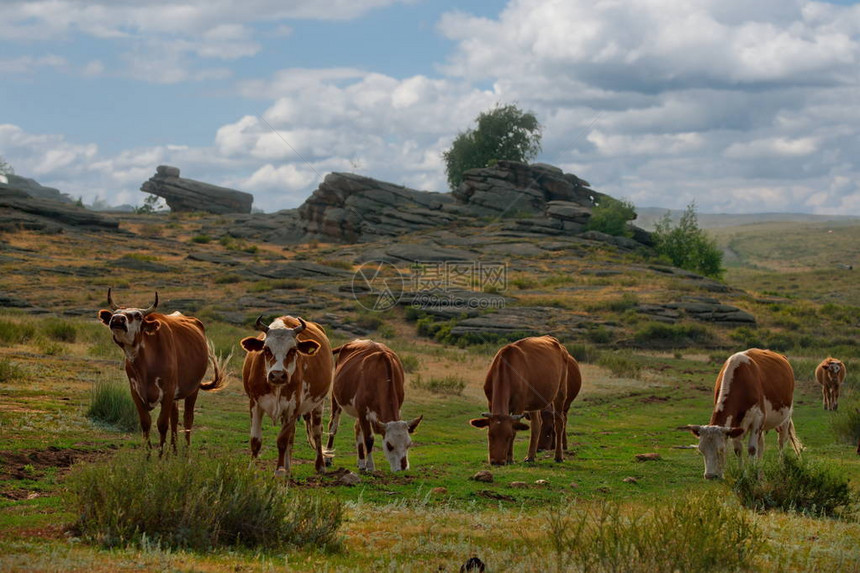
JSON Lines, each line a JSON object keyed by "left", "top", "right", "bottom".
{"left": 0, "top": 213, "right": 858, "bottom": 571}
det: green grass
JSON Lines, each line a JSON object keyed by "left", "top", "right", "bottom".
{"left": 411, "top": 374, "right": 467, "bottom": 396}
{"left": 86, "top": 377, "right": 139, "bottom": 432}
{"left": 0, "top": 357, "right": 24, "bottom": 382}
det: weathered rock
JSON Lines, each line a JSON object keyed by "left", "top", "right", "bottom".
{"left": 635, "top": 453, "right": 662, "bottom": 462}
{"left": 141, "top": 165, "right": 253, "bottom": 214}
{"left": 623, "top": 477, "right": 639, "bottom": 484}
{"left": 471, "top": 470, "right": 494, "bottom": 483}
{"left": 0, "top": 188, "right": 119, "bottom": 232}
{"left": 535, "top": 479, "right": 550, "bottom": 487}
{"left": 338, "top": 471, "right": 361, "bottom": 486}
{"left": 0, "top": 174, "right": 74, "bottom": 204}
{"left": 431, "top": 487, "right": 448, "bottom": 495}
{"left": 509, "top": 481, "right": 528, "bottom": 488}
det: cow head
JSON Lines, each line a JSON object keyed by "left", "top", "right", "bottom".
{"left": 369, "top": 414, "right": 423, "bottom": 472}
{"left": 470, "top": 413, "right": 529, "bottom": 465}
{"left": 679, "top": 424, "right": 744, "bottom": 480}
{"left": 240, "top": 316, "right": 320, "bottom": 385}
{"left": 98, "top": 289, "right": 160, "bottom": 348}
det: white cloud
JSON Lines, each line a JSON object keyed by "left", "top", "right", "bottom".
{"left": 723, "top": 137, "right": 819, "bottom": 159}
{"left": 0, "top": 55, "right": 67, "bottom": 74}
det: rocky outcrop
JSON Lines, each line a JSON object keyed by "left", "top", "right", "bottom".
{"left": 141, "top": 165, "right": 253, "bottom": 214}
{"left": 0, "top": 174, "right": 75, "bottom": 204}
{"left": 636, "top": 297, "right": 756, "bottom": 326}
{"left": 0, "top": 187, "right": 119, "bottom": 232}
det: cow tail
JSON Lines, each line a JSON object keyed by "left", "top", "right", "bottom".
{"left": 787, "top": 418, "right": 803, "bottom": 454}
{"left": 200, "top": 339, "right": 231, "bottom": 392}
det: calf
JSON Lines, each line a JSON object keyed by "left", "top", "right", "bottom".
{"left": 536, "top": 352, "right": 582, "bottom": 452}
{"left": 98, "top": 289, "right": 228, "bottom": 452}
{"left": 325, "top": 339, "right": 422, "bottom": 472}
{"left": 815, "top": 357, "right": 846, "bottom": 411}
{"left": 241, "top": 316, "right": 333, "bottom": 476}
{"left": 470, "top": 335, "right": 568, "bottom": 465}
{"left": 680, "top": 348, "right": 802, "bottom": 479}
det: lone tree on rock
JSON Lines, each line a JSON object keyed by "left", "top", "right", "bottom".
{"left": 443, "top": 104, "right": 542, "bottom": 191}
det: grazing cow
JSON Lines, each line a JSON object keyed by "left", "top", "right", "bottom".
{"left": 325, "top": 339, "right": 423, "bottom": 472}
{"left": 470, "top": 335, "right": 568, "bottom": 465}
{"left": 98, "top": 289, "right": 228, "bottom": 452}
{"left": 241, "top": 315, "right": 333, "bottom": 476}
{"left": 535, "top": 352, "right": 582, "bottom": 452}
{"left": 815, "top": 357, "right": 846, "bottom": 411}
{"left": 679, "top": 348, "right": 802, "bottom": 480}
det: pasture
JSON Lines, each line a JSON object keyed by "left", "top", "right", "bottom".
{"left": 0, "top": 214, "right": 858, "bottom": 571}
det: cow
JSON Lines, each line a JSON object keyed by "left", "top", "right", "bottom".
{"left": 98, "top": 289, "right": 229, "bottom": 452}
{"left": 815, "top": 357, "right": 846, "bottom": 411}
{"left": 469, "top": 335, "right": 568, "bottom": 465}
{"left": 240, "top": 315, "right": 333, "bottom": 477}
{"left": 324, "top": 339, "right": 423, "bottom": 472}
{"left": 535, "top": 352, "right": 582, "bottom": 452}
{"left": 679, "top": 348, "right": 802, "bottom": 480}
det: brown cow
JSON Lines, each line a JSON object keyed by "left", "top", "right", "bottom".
{"left": 325, "top": 339, "right": 423, "bottom": 472}
{"left": 98, "top": 289, "right": 229, "bottom": 452}
{"left": 815, "top": 357, "right": 846, "bottom": 411}
{"left": 680, "top": 348, "right": 802, "bottom": 479}
{"left": 535, "top": 352, "right": 582, "bottom": 452}
{"left": 241, "top": 315, "right": 333, "bottom": 477}
{"left": 469, "top": 335, "right": 568, "bottom": 465}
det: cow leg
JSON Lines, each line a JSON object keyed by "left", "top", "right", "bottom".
{"left": 169, "top": 402, "right": 179, "bottom": 453}
{"left": 308, "top": 407, "right": 326, "bottom": 473}
{"left": 275, "top": 417, "right": 297, "bottom": 478}
{"left": 354, "top": 419, "right": 366, "bottom": 471}
{"left": 325, "top": 399, "right": 342, "bottom": 454}
{"left": 561, "top": 410, "right": 569, "bottom": 451}
{"left": 249, "top": 401, "right": 264, "bottom": 459}
{"left": 359, "top": 415, "right": 375, "bottom": 472}
{"left": 553, "top": 410, "right": 565, "bottom": 463}
{"left": 129, "top": 388, "right": 152, "bottom": 449}
{"left": 156, "top": 396, "right": 174, "bottom": 456}
{"left": 524, "top": 410, "right": 541, "bottom": 463}
{"left": 183, "top": 391, "right": 198, "bottom": 449}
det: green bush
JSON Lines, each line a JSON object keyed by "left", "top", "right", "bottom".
{"left": 545, "top": 494, "right": 763, "bottom": 573}
{"left": 43, "top": 320, "right": 77, "bottom": 343}
{"left": 400, "top": 354, "right": 420, "bottom": 373}
{"left": 69, "top": 451, "right": 344, "bottom": 551}
{"left": 0, "top": 358, "right": 24, "bottom": 383}
{"left": 586, "top": 196, "right": 637, "bottom": 237}
{"left": 0, "top": 319, "right": 36, "bottom": 345}
{"left": 86, "top": 378, "right": 139, "bottom": 432}
{"left": 633, "top": 322, "right": 714, "bottom": 347}
{"left": 652, "top": 203, "right": 724, "bottom": 279}
{"left": 596, "top": 351, "right": 642, "bottom": 378}
{"left": 728, "top": 454, "right": 855, "bottom": 519}
{"left": 191, "top": 234, "right": 211, "bottom": 244}
{"left": 412, "top": 374, "right": 466, "bottom": 396}
{"left": 830, "top": 400, "right": 860, "bottom": 446}
{"left": 565, "top": 342, "right": 601, "bottom": 364}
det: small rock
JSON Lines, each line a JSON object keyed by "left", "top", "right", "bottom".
{"left": 509, "top": 481, "right": 528, "bottom": 488}
{"left": 338, "top": 471, "right": 361, "bottom": 486}
{"left": 535, "top": 479, "right": 550, "bottom": 486}
{"left": 471, "top": 470, "right": 494, "bottom": 483}
{"left": 569, "top": 481, "right": 579, "bottom": 489}
{"left": 430, "top": 487, "right": 448, "bottom": 495}
{"left": 595, "top": 486, "right": 612, "bottom": 494}
{"left": 635, "top": 453, "right": 662, "bottom": 462}
{"left": 623, "top": 477, "right": 639, "bottom": 484}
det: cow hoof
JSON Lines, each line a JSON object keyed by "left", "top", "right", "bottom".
{"left": 325, "top": 458, "right": 333, "bottom": 467}
{"left": 523, "top": 457, "right": 535, "bottom": 463}
{"left": 554, "top": 457, "right": 563, "bottom": 463}
{"left": 274, "top": 467, "right": 288, "bottom": 478}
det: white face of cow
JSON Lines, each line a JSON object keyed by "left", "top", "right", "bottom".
{"left": 240, "top": 317, "right": 320, "bottom": 386}
{"left": 371, "top": 415, "right": 423, "bottom": 472}
{"left": 98, "top": 290, "right": 160, "bottom": 351}
{"left": 683, "top": 424, "right": 744, "bottom": 480}
{"left": 827, "top": 362, "right": 842, "bottom": 377}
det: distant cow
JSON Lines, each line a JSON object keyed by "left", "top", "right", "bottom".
{"left": 535, "top": 353, "right": 582, "bottom": 452}
{"left": 680, "top": 348, "right": 802, "bottom": 479}
{"left": 98, "top": 289, "right": 228, "bottom": 452}
{"left": 815, "top": 357, "right": 846, "bottom": 411}
{"left": 325, "top": 339, "right": 423, "bottom": 472}
{"left": 470, "top": 336, "right": 568, "bottom": 465}
{"left": 241, "top": 315, "right": 333, "bottom": 476}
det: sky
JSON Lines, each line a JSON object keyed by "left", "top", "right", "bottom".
{"left": 2, "top": 0, "right": 860, "bottom": 215}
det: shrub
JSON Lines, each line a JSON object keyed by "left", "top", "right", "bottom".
{"left": 0, "top": 358, "right": 23, "bottom": 383}
{"left": 633, "top": 322, "right": 714, "bottom": 347}
{"left": 68, "top": 451, "right": 343, "bottom": 551}
{"left": 86, "top": 378, "right": 139, "bottom": 432}
{"left": 544, "top": 494, "right": 763, "bottom": 573}
{"left": 400, "top": 354, "right": 420, "bottom": 373}
{"left": 43, "top": 320, "right": 77, "bottom": 343}
{"left": 586, "top": 196, "right": 637, "bottom": 237}
{"left": 412, "top": 374, "right": 466, "bottom": 396}
{"left": 596, "top": 351, "right": 642, "bottom": 378}
{"left": 0, "top": 319, "right": 36, "bottom": 345}
{"left": 830, "top": 400, "right": 860, "bottom": 446}
{"left": 652, "top": 203, "right": 724, "bottom": 279}
{"left": 191, "top": 234, "right": 211, "bottom": 244}
{"left": 565, "top": 342, "right": 601, "bottom": 364}
{"left": 354, "top": 313, "right": 383, "bottom": 332}
{"left": 728, "top": 454, "right": 855, "bottom": 519}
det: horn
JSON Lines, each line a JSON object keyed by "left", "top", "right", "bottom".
{"left": 142, "top": 292, "right": 159, "bottom": 316}
{"left": 292, "top": 317, "right": 307, "bottom": 335}
{"left": 511, "top": 414, "right": 525, "bottom": 421}
{"left": 255, "top": 315, "right": 269, "bottom": 334}
{"left": 107, "top": 288, "right": 119, "bottom": 310}
{"left": 481, "top": 412, "right": 492, "bottom": 418}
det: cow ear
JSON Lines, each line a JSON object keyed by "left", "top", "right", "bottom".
{"left": 469, "top": 418, "right": 490, "bottom": 429}
{"left": 677, "top": 424, "right": 702, "bottom": 437}
{"left": 297, "top": 339, "right": 321, "bottom": 356}
{"left": 726, "top": 427, "right": 745, "bottom": 438}
{"left": 513, "top": 421, "right": 530, "bottom": 431}
{"left": 241, "top": 336, "right": 265, "bottom": 353}
{"left": 98, "top": 310, "right": 113, "bottom": 325}
{"left": 142, "top": 318, "right": 161, "bottom": 334}
{"left": 370, "top": 417, "right": 386, "bottom": 436}
{"left": 407, "top": 415, "right": 423, "bottom": 434}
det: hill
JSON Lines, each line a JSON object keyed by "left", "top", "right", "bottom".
{"left": 636, "top": 206, "right": 859, "bottom": 230}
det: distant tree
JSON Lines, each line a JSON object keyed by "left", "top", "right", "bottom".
{"left": 586, "top": 196, "right": 637, "bottom": 237}
{"left": 134, "top": 194, "right": 166, "bottom": 214}
{"left": 443, "top": 103, "right": 542, "bottom": 190}
{"left": 652, "top": 203, "right": 724, "bottom": 279}
{"left": 0, "top": 156, "right": 14, "bottom": 176}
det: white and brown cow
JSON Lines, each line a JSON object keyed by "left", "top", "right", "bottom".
{"left": 470, "top": 335, "right": 568, "bottom": 465}
{"left": 241, "top": 315, "right": 333, "bottom": 477}
{"left": 815, "top": 357, "right": 846, "bottom": 411}
{"left": 325, "top": 339, "right": 422, "bottom": 472}
{"left": 98, "top": 289, "right": 229, "bottom": 452}
{"left": 535, "top": 352, "right": 582, "bottom": 452}
{"left": 680, "top": 348, "right": 802, "bottom": 479}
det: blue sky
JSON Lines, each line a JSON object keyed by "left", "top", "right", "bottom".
{"left": 2, "top": 0, "right": 859, "bottom": 215}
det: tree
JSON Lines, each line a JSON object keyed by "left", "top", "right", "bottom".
{"left": 652, "top": 203, "right": 724, "bottom": 279}
{"left": 443, "top": 103, "right": 542, "bottom": 190}
{"left": 0, "top": 156, "right": 14, "bottom": 176}
{"left": 586, "top": 196, "right": 637, "bottom": 237}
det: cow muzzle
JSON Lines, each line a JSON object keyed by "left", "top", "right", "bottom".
{"left": 109, "top": 316, "right": 128, "bottom": 332}
{"left": 267, "top": 370, "right": 288, "bottom": 385}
